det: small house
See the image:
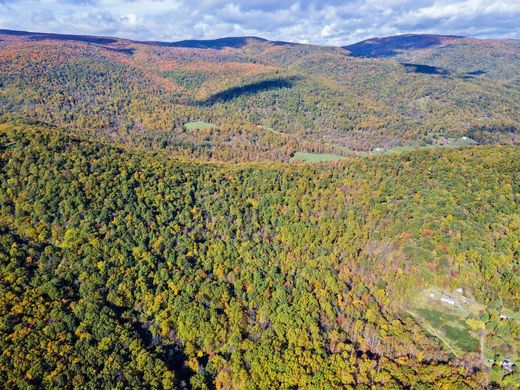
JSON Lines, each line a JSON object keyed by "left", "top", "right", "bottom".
{"left": 441, "top": 295, "right": 456, "bottom": 306}
{"left": 502, "top": 359, "right": 514, "bottom": 372}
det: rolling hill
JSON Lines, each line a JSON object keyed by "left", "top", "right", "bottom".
{"left": 343, "top": 34, "right": 464, "bottom": 57}
{"left": 1, "top": 29, "right": 519, "bottom": 161}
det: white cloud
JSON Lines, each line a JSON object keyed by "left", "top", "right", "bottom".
{"left": 0, "top": 0, "right": 519, "bottom": 45}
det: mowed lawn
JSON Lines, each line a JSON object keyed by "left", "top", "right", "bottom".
{"left": 185, "top": 121, "right": 216, "bottom": 130}
{"left": 415, "top": 307, "right": 480, "bottom": 353}
{"left": 407, "top": 288, "right": 486, "bottom": 357}
{"left": 291, "top": 151, "right": 344, "bottom": 162}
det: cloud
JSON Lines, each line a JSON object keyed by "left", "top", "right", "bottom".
{"left": 0, "top": 0, "right": 519, "bottom": 45}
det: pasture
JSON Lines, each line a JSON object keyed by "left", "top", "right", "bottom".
{"left": 408, "top": 287, "right": 519, "bottom": 374}
{"left": 291, "top": 151, "right": 344, "bottom": 162}
{"left": 185, "top": 121, "right": 216, "bottom": 130}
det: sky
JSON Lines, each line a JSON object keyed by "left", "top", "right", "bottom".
{"left": 0, "top": 0, "right": 519, "bottom": 46}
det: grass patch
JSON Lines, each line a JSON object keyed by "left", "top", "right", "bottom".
{"left": 185, "top": 121, "right": 216, "bottom": 130}
{"left": 412, "top": 290, "right": 483, "bottom": 355}
{"left": 373, "top": 137, "right": 478, "bottom": 154}
{"left": 291, "top": 152, "right": 344, "bottom": 162}
{"left": 449, "top": 137, "right": 478, "bottom": 147}
{"left": 416, "top": 308, "right": 459, "bottom": 324}
{"left": 414, "top": 308, "right": 479, "bottom": 353}
{"left": 416, "top": 308, "right": 443, "bottom": 327}
{"left": 444, "top": 325, "right": 480, "bottom": 351}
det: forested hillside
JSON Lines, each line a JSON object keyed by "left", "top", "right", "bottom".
{"left": 1, "top": 29, "right": 519, "bottom": 161}
{"left": 1, "top": 123, "right": 518, "bottom": 388}
{"left": 0, "top": 27, "right": 519, "bottom": 388}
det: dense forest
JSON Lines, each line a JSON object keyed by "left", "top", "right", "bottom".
{"left": 0, "top": 123, "right": 518, "bottom": 388}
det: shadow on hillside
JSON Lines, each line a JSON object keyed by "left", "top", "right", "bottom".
{"left": 463, "top": 70, "right": 487, "bottom": 79}
{"left": 402, "top": 63, "right": 449, "bottom": 75}
{"left": 198, "top": 76, "right": 300, "bottom": 106}
{"left": 466, "top": 70, "right": 487, "bottom": 76}
{"left": 104, "top": 46, "right": 136, "bottom": 55}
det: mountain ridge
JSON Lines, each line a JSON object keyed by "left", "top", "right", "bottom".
{"left": 0, "top": 27, "right": 519, "bottom": 160}
{"left": 2, "top": 28, "right": 520, "bottom": 51}
{"left": 343, "top": 33, "right": 464, "bottom": 57}
{"left": 0, "top": 28, "right": 509, "bottom": 48}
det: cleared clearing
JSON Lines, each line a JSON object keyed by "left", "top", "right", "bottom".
{"left": 373, "top": 137, "right": 478, "bottom": 154}
{"left": 291, "top": 151, "right": 344, "bottom": 162}
{"left": 408, "top": 287, "right": 519, "bottom": 370}
{"left": 185, "top": 121, "right": 216, "bottom": 130}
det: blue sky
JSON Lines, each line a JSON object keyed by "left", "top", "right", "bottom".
{"left": 1, "top": 1, "right": 519, "bottom": 45}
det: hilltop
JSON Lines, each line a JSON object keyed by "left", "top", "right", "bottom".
{"left": 343, "top": 34, "right": 464, "bottom": 57}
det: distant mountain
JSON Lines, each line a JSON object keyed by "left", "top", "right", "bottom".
{"left": 343, "top": 34, "right": 463, "bottom": 57}
{"left": 0, "top": 29, "right": 289, "bottom": 49}
{"left": 0, "top": 28, "right": 120, "bottom": 45}
{"left": 0, "top": 29, "right": 519, "bottom": 160}
{"left": 149, "top": 36, "right": 298, "bottom": 49}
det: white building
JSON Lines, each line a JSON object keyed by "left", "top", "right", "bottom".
{"left": 441, "top": 295, "right": 456, "bottom": 305}
{"left": 502, "top": 359, "right": 514, "bottom": 372}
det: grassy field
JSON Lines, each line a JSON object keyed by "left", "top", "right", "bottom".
{"left": 291, "top": 151, "right": 344, "bottom": 162}
{"left": 373, "top": 137, "right": 478, "bottom": 154}
{"left": 408, "top": 288, "right": 484, "bottom": 357}
{"left": 184, "top": 121, "right": 216, "bottom": 130}
{"left": 411, "top": 306, "right": 479, "bottom": 355}
{"left": 448, "top": 137, "right": 478, "bottom": 147}
{"left": 409, "top": 287, "right": 519, "bottom": 372}
{"left": 257, "top": 125, "right": 283, "bottom": 135}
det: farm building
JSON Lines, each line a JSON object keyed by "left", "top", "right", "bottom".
{"left": 440, "top": 295, "right": 457, "bottom": 305}
{"left": 502, "top": 359, "right": 514, "bottom": 372}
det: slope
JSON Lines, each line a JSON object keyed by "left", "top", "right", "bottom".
{"left": 1, "top": 123, "right": 519, "bottom": 387}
